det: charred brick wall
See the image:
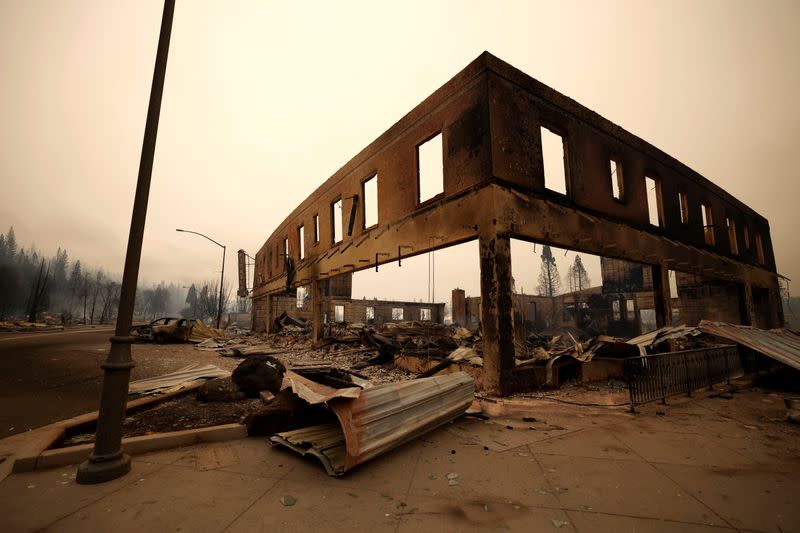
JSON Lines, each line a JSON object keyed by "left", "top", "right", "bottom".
{"left": 267, "top": 294, "right": 444, "bottom": 329}
{"left": 675, "top": 273, "right": 743, "bottom": 326}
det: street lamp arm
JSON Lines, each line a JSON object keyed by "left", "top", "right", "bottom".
{"left": 175, "top": 227, "right": 226, "bottom": 330}
{"left": 175, "top": 228, "right": 225, "bottom": 249}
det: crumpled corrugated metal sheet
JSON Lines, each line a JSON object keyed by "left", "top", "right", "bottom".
{"left": 283, "top": 370, "right": 362, "bottom": 404}
{"left": 128, "top": 363, "right": 230, "bottom": 395}
{"left": 626, "top": 326, "right": 702, "bottom": 348}
{"left": 270, "top": 372, "right": 475, "bottom": 475}
{"left": 698, "top": 321, "right": 800, "bottom": 371}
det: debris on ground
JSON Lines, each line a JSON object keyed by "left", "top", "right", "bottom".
{"left": 0, "top": 320, "right": 64, "bottom": 332}
{"left": 244, "top": 387, "right": 331, "bottom": 436}
{"left": 196, "top": 377, "right": 245, "bottom": 402}
{"left": 128, "top": 363, "right": 230, "bottom": 396}
{"left": 231, "top": 355, "right": 286, "bottom": 397}
{"left": 280, "top": 495, "right": 297, "bottom": 507}
{"left": 58, "top": 393, "right": 263, "bottom": 446}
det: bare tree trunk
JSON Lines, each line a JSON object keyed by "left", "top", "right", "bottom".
{"left": 89, "top": 285, "right": 99, "bottom": 325}
{"left": 27, "top": 260, "right": 50, "bottom": 323}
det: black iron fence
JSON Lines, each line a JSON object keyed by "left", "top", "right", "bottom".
{"left": 623, "top": 345, "right": 741, "bottom": 412}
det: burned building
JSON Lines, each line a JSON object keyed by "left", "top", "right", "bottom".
{"left": 258, "top": 273, "right": 445, "bottom": 327}
{"left": 252, "top": 52, "right": 782, "bottom": 396}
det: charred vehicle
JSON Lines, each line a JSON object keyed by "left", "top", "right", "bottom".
{"left": 131, "top": 317, "right": 197, "bottom": 343}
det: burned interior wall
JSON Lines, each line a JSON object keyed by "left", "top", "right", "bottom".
{"left": 465, "top": 288, "right": 606, "bottom": 333}
{"left": 599, "top": 257, "right": 657, "bottom": 336}
{"left": 601, "top": 258, "right": 653, "bottom": 294}
{"left": 675, "top": 272, "right": 744, "bottom": 326}
{"left": 252, "top": 52, "right": 781, "bottom": 394}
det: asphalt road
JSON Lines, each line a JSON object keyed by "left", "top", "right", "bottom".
{"left": 0, "top": 328, "right": 116, "bottom": 439}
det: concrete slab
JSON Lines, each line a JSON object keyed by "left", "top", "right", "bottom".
{"left": 565, "top": 510, "right": 737, "bottom": 532}
{"left": 397, "top": 494, "right": 575, "bottom": 532}
{"left": 407, "top": 426, "right": 562, "bottom": 509}
{"left": 0, "top": 461, "right": 164, "bottom": 532}
{"left": 530, "top": 427, "right": 640, "bottom": 461}
{"left": 225, "top": 477, "right": 400, "bottom": 533}
{"left": 655, "top": 463, "right": 800, "bottom": 533}
{"left": 612, "top": 428, "right": 754, "bottom": 468}
{"left": 444, "top": 416, "right": 575, "bottom": 451}
{"left": 536, "top": 454, "right": 725, "bottom": 525}
{"left": 44, "top": 464, "right": 278, "bottom": 533}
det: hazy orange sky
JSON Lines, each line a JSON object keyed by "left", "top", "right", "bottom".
{"left": 1, "top": 0, "right": 798, "bottom": 303}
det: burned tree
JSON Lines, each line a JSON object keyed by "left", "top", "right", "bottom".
{"left": 566, "top": 255, "right": 591, "bottom": 293}
{"left": 197, "top": 281, "right": 231, "bottom": 321}
{"left": 536, "top": 245, "right": 561, "bottom": 297}
{"left": 26, "top": 259, "right": 50, "bottom": 322}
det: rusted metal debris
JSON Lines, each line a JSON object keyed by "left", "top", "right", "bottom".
{"left": 697, "top": 321, "right": 800, "bottom": 371}
{"left": 128, "top": 363, "right": 230, "bottom": 396}
{"left": 270, "top": 372, "right": 475, "bottom": 476}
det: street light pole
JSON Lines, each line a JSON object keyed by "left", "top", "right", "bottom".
{"left": 176, "top": 229, "right": 226, "bottom": 329}
{"left": 77, "top": 0, "right": 175, "bottom": 484}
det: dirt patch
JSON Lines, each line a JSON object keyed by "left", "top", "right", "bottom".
{"left": 58, "top": 393, "right": 263, "bottom": 447}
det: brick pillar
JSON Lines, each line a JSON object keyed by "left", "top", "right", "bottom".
{"left": 479, "top": 230, "right": 515, "bottom": 396}
{"left": 652, "top": 265, "right": 673, "bottom": 329}
{"left": 312, "top": 279, "right": 324, "bottom": 342}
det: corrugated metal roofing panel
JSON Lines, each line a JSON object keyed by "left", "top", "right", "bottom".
{"left": 270, "top": 372, "right": 475, "bottom": 475}
{"left": 128, "top": 363, "right": 230, "bottom": 395}
{"left": 698, "top": 321, "right": 800, "bottom": 371}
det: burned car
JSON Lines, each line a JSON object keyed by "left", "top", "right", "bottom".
{"left": 130, "top": 317, "right": 196, "bottom": 343}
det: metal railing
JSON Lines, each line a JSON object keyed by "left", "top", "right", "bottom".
{"left": 623, "top": 345, "right": 741, "bottom": 412}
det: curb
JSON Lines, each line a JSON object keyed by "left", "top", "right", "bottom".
{"left": 0, "top": 381, "right": 236, "bottom": 480}
{"left": 14, "top": 423, "right": 247, "bottom": 473}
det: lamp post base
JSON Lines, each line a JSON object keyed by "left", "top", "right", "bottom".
{"left": 76, "top": 452, "right": 131, "bottom": 485}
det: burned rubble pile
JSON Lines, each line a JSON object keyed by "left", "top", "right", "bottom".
{"left": 194, "top": 313, "right": 737, "bottom": 390}
{"left": 0, "top": 320, "right": 64, "bottom": 332}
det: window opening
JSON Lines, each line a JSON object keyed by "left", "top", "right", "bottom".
{"left": 541, "top": 126, "right": 567, "bottom": 194}
{"left": 298, "top": 225, "right": 305, "bottom": 260}
{"left": 755, "top": 231, "right": 765, "bottom": 264}
{"left": 363, "top": 174, "right": 378, "bottom": 228}
{"left": 417, "top": 133, "right": 444, "bottom": 203}
{"left": 678, "top": 191, "right": 689, "bottom": 223}
{"left": 332, "top": 199, "right": 343, "bottom": 244}
{"left": 296, "top": 286, "right": 308, "bottom": 308}
{"left": 726, "top": 217, "right": 738, "bottom": 255}
{"left": 645, "top": 176, "right": 662, "bottom": 227}
{"left": 701, "top": 203, "right": 715, "bottom": 245}
{"left": 610, "top": 158, "right": 623, "bottom": 200}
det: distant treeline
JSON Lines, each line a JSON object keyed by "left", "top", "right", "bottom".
{"left": 0, "top": 226, "right": 241, "bottom": 324}
{"left": 0, "top": 226, "right": 118, "bottom": 323}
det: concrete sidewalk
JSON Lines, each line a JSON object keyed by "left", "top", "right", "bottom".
{"left": 0, "top": 389, "right": 797, "bottom": 532}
